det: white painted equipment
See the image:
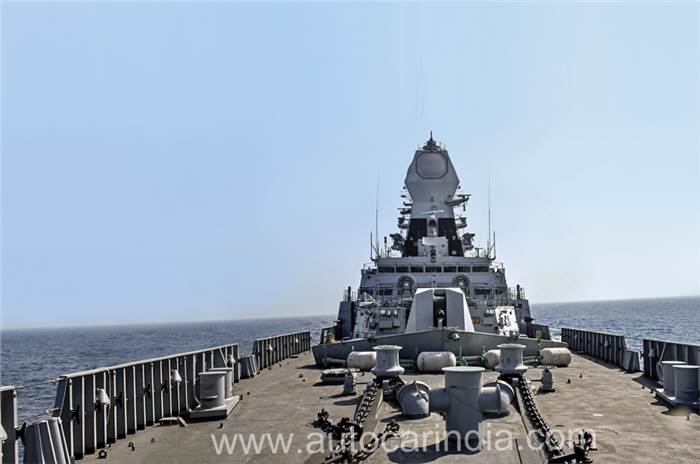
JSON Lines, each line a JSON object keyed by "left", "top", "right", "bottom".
{"left": 540, "top": 348, "right": 572, "bottom": 367}
{"left": 22, "top": 417, "right": 71, "bottom": 464}
{"left": 95, "top": 388, "right": 110, "bottom": 408}
{"left": 493, "top": 306, "right": 520, "bottom": 338}
{"left": 496, "top": 344, "right": 527, "bottom": 375}
{"left": 320, "top": 367, "right": 359, "bottom": 385}
{"left": 483, "top": 350, "right": 500, "bottom": 369}
{"left": 0, "top": 422, "right": 6, "bottom": 464}
{"left": 371, "top": 345, "right": 404, "bottom": 378}
{"left": 659, "top": 361, "right": 686, "bottom": 396}
{"left": 405, "top": 288, "right": 475, "bottom": 333}
{"left": 396, "top": 381, "right": 430, "bottom": 418}
{"left": 416, "top": 351, "right": 456, "bottom": 372}
{"left": 347, "top": 351, "right": 376, "bottom": 371}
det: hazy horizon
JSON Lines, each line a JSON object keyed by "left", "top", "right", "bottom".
{"left": 3, "top": 2, "right": 699, "bottom": 329}
{"left": 2, "top": 294, "right": 698, "bottom": 332}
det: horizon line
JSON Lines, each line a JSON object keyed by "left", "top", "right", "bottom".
{"left": 2, "top": 294, "right": 698, "bottom": 332}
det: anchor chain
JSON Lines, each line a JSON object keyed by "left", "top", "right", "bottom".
{"left": 514, "top": 374, "right": 594, "bottom": 464}
{"left": 314, "top": 379, "right": 398, "bottom": 463}
{"left": 326, "top": 421, "right": 400, "bottom": 464}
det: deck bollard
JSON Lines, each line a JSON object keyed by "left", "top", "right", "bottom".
{"left": 23, "top": 418, "right": 71, "bottom": 464}
{"left": 673, "top": 365, "right": 700, "bottom": 407}
{"left": 659, "top": 361, "right": 686, "bottom": 396}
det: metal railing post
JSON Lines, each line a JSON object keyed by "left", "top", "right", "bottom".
{"left": 0, "top": 386, "right": 18, "bottom": 464}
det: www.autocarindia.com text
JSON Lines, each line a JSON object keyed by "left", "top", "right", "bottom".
{"left": 210, "top": 426, "right": 595, "bottom": 455}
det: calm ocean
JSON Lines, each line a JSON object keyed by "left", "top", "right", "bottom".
{"left": 1, "top": 296, "right": 698, "bottom": 424}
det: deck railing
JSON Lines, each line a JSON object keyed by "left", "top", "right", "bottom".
{"left": 0, "top": 386, "right": 18, "bottom": 464}
{"left": 643, "top": 338, "right": 700, "bottom": 381}
{"left": 52, "top": 343, "right": 239, "bottom": 460}
{"left": 561, "top": 327, "right": 638, "bottom": 370}
{"left": 253, "top": 331, "right": 311, "bottom": 369}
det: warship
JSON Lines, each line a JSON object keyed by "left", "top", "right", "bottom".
{"left": 1, "top": 136, "right": 699, "bottom": 464}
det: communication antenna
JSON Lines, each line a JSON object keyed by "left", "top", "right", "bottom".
{"left": 375, "top": 175, "right": 380, "bottom": 258}
{"left": 487, "top": 174, "right": 492, "bottom": 258}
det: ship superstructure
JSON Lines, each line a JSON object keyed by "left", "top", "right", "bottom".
{"left": 335, "top": 135, "right": 531, "bottom": 340}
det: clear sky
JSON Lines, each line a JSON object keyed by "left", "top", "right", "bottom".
{"left": 2, "top": 2, "right": 699, "bottom": 329}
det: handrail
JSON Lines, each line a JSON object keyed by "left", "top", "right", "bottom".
{"left": 52, "top": 343, "right": 239, "bottom": 460}
{"left": 61, "top": 343, "right": 239, "bottom": 379}
{"left": 643, "top": 338, "right": 700, "bottom": 381}
{"left": 561, "top": 327, "right": 635, "bottom": 370}
{"left": 253, "top": 331, "right": 311, "bottom": 370}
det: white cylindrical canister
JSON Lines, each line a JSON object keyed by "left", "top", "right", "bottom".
{"left": 346, "top": 351, "right": 376, "bottom": 371}
{"left": 417, "top": 351, "right": 457, "bottom": 373}
{"left": 539, "top": 348, "right": 572, "bottom": 367}
{"left": 483, "top": 350, "right": 500, "bottom": 369}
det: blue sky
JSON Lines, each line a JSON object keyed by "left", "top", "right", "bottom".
{"left": 2, "top": 2, "right": 699, "bottom": 329}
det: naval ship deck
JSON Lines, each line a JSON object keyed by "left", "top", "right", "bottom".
{"left": 86, "top": 351, "right": 700, "bottom": 464}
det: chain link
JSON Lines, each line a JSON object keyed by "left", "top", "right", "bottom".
{"left": 314, "top": 379, "right": 400, "bottom": 463}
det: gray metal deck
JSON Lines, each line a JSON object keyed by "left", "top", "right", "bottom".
{"left": 84, "top": 351, "right": 700, "bottom": 464}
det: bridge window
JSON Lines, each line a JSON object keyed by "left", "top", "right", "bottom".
{"left": 458, "top": 266, "right": 471, "bottom": 272}
{"left": 410, "top": 266, "right": 424, "bottom": 273}
{"left": 473, "top": 266, "right": 489, "bottom": 272}
{"left": 378, "top": 267, "right": 395, "bottom": 273}
{"left": 443, "top": 266, "right": 457, "bottom": 272}
{"left": 474, "top": 288, "right": 492, "bottom": 296}
{"left": 424, "top": 266, "right": 441, "bottom": 272}
{"left": 395, "top": 266, "right": 409, "bottom": 273}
